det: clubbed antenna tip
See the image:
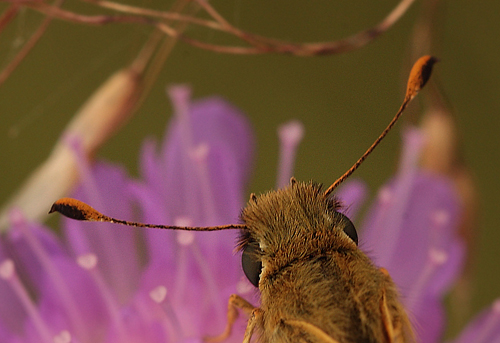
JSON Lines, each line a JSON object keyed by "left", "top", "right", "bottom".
{"left": 49, "top": 198, "right": 103, "bottom": 221}
{"left": 324, "top": 55, "right": 438, "bottom": 197}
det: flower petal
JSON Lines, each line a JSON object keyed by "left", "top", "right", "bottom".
{"left": 449, "top": 300, "right": 500, "bottom": 343}
{"left": 335, "top": 179, "right": 368, "bottom": 220}
{"left": 64, "top": 162, "right": 140, "bottom": 303}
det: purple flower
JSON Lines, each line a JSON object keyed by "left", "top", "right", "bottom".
{"left": 447, "top": 299, "right": 500, "bottom": 343}
{"left": 0, "top": 85, "right": 254, "bottom": 343}
{"left": 0, "top": 85, "right": 497, "bottom": 343}
{"left": 353, "top": 128, "right": 465, "bottom": 343}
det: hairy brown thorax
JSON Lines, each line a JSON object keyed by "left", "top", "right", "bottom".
{"left": 240, "top": 181, "right": 411, "bottom": 343}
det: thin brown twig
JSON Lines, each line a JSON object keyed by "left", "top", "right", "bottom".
{"left": 190, "top": 0, "right": 272, "bottom": 50}
{"left": 82, "top": 0, "right": 268, "bottom": 50}
{"left": 26, "top": 2, "right": 155, "bottom": 25}
{"left": 185, "top": 0, "right": 418, "bottom": 55}
{"left": 130, "top": 0, "right": 199, "bottom": 116}
{"left": 80, "top": 0, "right": 223, "bottom": 31}
{"left": 23, "top": 2, "right": 260, "bottom": 54}
{"left": 88, "top": 0, "right": 418, "bottom": 55}
{"left": 18, "top": 0, "right": 416, "bottom": 56}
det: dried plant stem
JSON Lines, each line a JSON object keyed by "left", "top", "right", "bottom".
{"left": 130, "top": 0, "right": 199, "bottom": 115}
{"left": 21, "top": 0, "right": 416, "bottom": 56}
{"left": 81, "top": 0, "right": 222, "bottom": 30}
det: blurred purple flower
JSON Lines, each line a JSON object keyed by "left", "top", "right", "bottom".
{"left": 0, "top": 85, "right": 254, "bottom": 343}
{"left": 447, "top": 299, "right": 500, "bottom": 343}
{"left": 0, "top": 85, "right": 498, "bottom": 343}
{"left": 355, "top": 128, "right": 465, "bottom": 343}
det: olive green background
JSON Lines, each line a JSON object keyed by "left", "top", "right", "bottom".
{"left": 0, "top": 1, "right": 499, "bottom": 338}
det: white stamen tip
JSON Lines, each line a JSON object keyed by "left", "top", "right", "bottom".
{"left": 174, "top": 217, "right": 193, "bottom": 227}
{"left": 429, "top": 249, "right": 448, "bottom": 265}
{"left": 0, "top": 259, "right": 15, "bottom": 280}
{"left": 168, "top": 85, "right": 191, "bottom": 101}
{"left": 278, "top": 120, "right": 304, "bottom": 146}
{"left": 168, "top": 85, "right": 191, "bottom": 117}
{"left": 62, "top": 133, "right": 82, "bottom": 152}
{"left": 77, "top": 253, "right": 98, "bottom": 270}
{"left": 150, "top": 286, "right": 168, "bottom": 303}
{"left": 378, "top": 187, "right": 392, "bottom": 203}
{"left": 236, "top": 279, "right": 254, "bottom": 294}
{"left": 432, "top": 210, "right": 450, "bottom": 226}
{"left": 189, "top": 143, "right": 210, "bottom": 162}
{"left": 177, "top": 231, "right": 195, "bottom": 246}
{"left": 492, "top": 299, "right": 500, "bottom": 314}
{"left": 53, "top": 330, "right": 71, "bottom": 343}
{"left": 8, "top": 208, "right": 25, "bottom": 226}
{"left": 403, "top": 127, "right": 426, "bottom": 148}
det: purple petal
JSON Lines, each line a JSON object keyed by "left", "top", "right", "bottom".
{"left": 0, "top": 319, "right": 19, "bottom": 342}
{"left": 138, "top": 138, "right": 164, "bottom": 190}
{"left": 157, "top": 95, "right": 254, "bottom": 224}
{"left": 426, "top": 239, "right": 465, "bottom": 296}
{"left": 0, "top": 246, "right": 26, "bottom": 335}
{"left": 276, "top": 120, "right": 304, "bottom": 189}
{"left": 104, "top": 306, "right": 168, "bottom": 343}
{"left": 358, "top": 126, "right": 465, "bottom": 342}
{"left": 411, "top": 294, "right": 445, "bottom": 343}
{"left": 361, "top": 173, "right": 460, "bottom": 284}
{"left": 5, "top": 212, "right": 68, "bottom": 294}
{"left": 335, "top": 179, "right": 368, "bottom": 220}
{"left": 134, "top": 90, "right": 254, "bottom": 265}
{"left": 32, "top": 255, "right": 109, "bottom": 343}
{"left": 449, "top": 300, "right": 500, "bottom": 343}
{"left": 127, "top": 181, "right": 176, "bottom": 264}
{"left": 64, "top": 162, "right": 140, "bottom": 303}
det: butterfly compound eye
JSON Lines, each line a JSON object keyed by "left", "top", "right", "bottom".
{"left": 334, "top": 212, "right": 358, "bottom": 245}
{"left": 241, "top": 242, "right": 262, "bottom": 287}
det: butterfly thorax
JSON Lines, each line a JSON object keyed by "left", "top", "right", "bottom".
{"left": 239, "top": 181, "right": 411, "bottom": 343}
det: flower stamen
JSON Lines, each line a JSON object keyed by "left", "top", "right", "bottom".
{"left": 66, "top": 134, "right": 134, "bottom": 302}
{"left": 76, "top": 253, "right": 124, "bottom": 332}
{"left": 378, "top": 128, "right": 425, "bottom": 267}
{"left": 429, "top": 209, "right": 450, "bottom": 249}
{"left": 149, "top": 285, "right": 184, "bottom": 342}
{"left": 276, "top": 120, "right": 304, "bottom": 189}
{"left": 53, "top": 330, "right": 72, "bottom": 343}
{"left": 189, "top": 240, "right": 225, "bottom": 320}
{"left": 173, "top": 217, "right": 193, "bottom": 301}
{"left": 169, "top": 86, "right": 198, "bottom": 215}
{"left": 189, "top": 143, "right": 218, "bottom": 224}
{"left": 9, "top": 210, "right": 87, "bottom": 341}
{"left": 0, "top": 259, "right": 53, "bottom": 343}
{"left": 64, "top": 134, "right": 104, "bottom": 210}
{"left": 172, "top": 218, "right": 224, "bottom": 320}
{"left": 405, "top": 248, "right": 448, "bottom": 312}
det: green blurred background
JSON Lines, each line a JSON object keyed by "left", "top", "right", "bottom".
{"left": 0, "top": 0, "right": 499, "bottom": 338}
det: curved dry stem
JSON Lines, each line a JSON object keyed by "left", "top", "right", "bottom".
{"left": 191, "top": 0, "right": 417, "bottom": 55}
{"left": 81, "top": 0, "right": 223, "bottom": 31}
{"left": 25, "top": 3, "right": 155, "bottom": 25}
{"left": 22, "top": 0, "right": 416, "bottom": 56}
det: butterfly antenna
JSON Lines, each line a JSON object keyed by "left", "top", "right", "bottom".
{"left": 49, "top": 198, "right": 246, "bottom": 231}
{"left": 324, "top": 55, "right": 438, "bottom": 197}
